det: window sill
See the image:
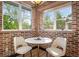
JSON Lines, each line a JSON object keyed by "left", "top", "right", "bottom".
{"left": 40, "top": 29, "right": 72, "bottom": 32}
{"left": 1, "top": 29, "right": 33, "bottom": 32}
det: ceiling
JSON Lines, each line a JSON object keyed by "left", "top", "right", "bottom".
{"left": 18, "top": 1, "right": 68, "bottom": 12}
{"left": 19, "top": 1, "right": 51, "bottom": 8}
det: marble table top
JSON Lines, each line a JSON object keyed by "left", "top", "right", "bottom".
{"left": 25, "top": 37, "right": 52, "bottom": 45}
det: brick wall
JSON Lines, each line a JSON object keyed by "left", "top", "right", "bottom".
{"left": 0, "top": 2, "right": 3, "bottom": 56}
{"left": 76, "top": 2, "right": 79, "bottom": 56}
{"left": 0, "top": 1, "right": 79, "bottom": 57}
{"left": 0, "top": 1, "right": 37, "bottom": 56}
{"left": 37, "top": 1, "right": 79, "bottom": 56}
{"left": 2, "top": 31, "right": 37, "bottom": 56}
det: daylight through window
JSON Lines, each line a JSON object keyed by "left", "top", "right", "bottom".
{"left": 43, "top": 3, "right": 72, "bottom": 31}
{"left": 3, "top": 2, "right": 32, "bottom": 30}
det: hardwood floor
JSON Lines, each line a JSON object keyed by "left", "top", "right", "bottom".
{"left": 16, "top": 48, "right": 52, "bottom": 57}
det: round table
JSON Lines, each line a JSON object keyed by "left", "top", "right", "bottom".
{"left": 25, "top": 37, "right": 52, "bottom": 57}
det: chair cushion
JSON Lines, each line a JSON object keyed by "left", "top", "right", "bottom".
{"left": 46, "top": 47, "right": 64, "bottom": 57}
{"left": 16, "top": 46, "right": 32, "bottom": 54}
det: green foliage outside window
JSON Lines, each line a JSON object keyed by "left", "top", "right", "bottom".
{"left": 44, "top": 15, "right": 53, "bottom": 29}
{"left": 43, "top": 4, "right": 72, "bottom": 30}
{"left": 3, "top": 2, "right": 19, "bottom": 30}
{"left": 3, "top": 2, "right": 32, "bottom": 30}
{"left": 22, "top": 22, "right": 31, "bottom": 29}
{"left": 56, "top": 20, "right": 65, "bottom": 30}
{"left": 22, "top": 9, "right": 32, "bottom": 29}
{"left": 3, "top": 15, "right": 19, "bottom": 29}
{"left": 56, "top": 11, "right": 65, "bottom": 30}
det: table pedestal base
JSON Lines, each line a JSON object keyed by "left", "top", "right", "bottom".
{"left": 32, "top": 46, "right": 47, "bottom": 57}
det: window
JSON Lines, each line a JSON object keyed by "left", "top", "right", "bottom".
{"left": 43, "top": 3, "right": 72, "bottom": 31}
{"left": 3, "top": 2, "right": 32, "bottom": 31}
{"left": 21, "top": 7, "right": 32, "bottom": 29}
{"left": 43, "top": 11, "right": 54, "bottom": 29}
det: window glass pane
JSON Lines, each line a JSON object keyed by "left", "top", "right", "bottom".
{"left": 43, "top": 3, "right": 72, "bottom": 30}
{"left": 58, "top": 5, "right": 72, "bottom": 18}
{"left": 3, "top": 2, "right": 19, "bottom": 30}
{"left": 56, "top": 5, "right": 72, "bottom": 30}
{"left": 43, "top": 11, "right": 55, "bottom": 29}
{"left": 56, "top": 20, "right": 65, "bottom": 30}
{"left": 3, "top": 2, "right": 32, "bottom": 30}
{"left": 21, "top": 7, "right": 32, "bottom": 29}
{"left": 55, "top": 11, "right": 65, "bottom": 30}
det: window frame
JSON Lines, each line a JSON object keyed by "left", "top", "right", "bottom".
{"left": 2, "top": 1, "right": 32, "bottom": 31}
{"left": 42, "top": 2, "right": 72, "bottom": 31}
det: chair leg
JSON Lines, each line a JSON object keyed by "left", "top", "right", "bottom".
{"left": 30, "top": 50, "right": 32, "bottom": 57}
{"left": 23, "top": 54, "right": 25, "bottom": 57}
{"left": 46, "top": 52, "right": 48, "bottom": 57}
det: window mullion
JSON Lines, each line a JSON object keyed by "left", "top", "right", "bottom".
{"left": 53, "top": 20, "right": 56, "bottom": 30}
{"left": 54, "top": 12, "right": 56, "bottom": 30}
{"left": 18, "top": 4, "right": 22, "bottom": 30}
{"left": 65, "top": 22, "right": 68, "bottom": 30}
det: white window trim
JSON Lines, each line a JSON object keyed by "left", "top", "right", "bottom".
{"left": 42, "top": 2, "right": 72, "bottom": 31}
{"left": 2, "top": 1, "right": 32, "bottom": 31}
